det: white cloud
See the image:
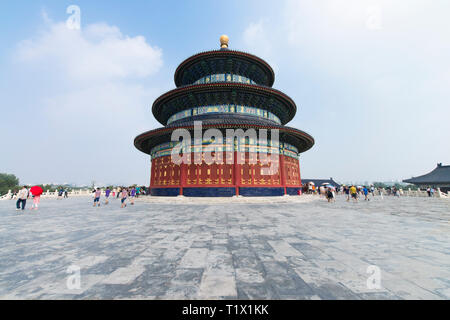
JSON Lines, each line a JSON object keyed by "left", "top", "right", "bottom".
{"left": 243, "top": 21, "right": 266, "bottom": 51}
{"left": 17, "top": 22, "right": 163, "bottom": 82}
{"left": 239, "top": 0, "right": 450, "bottom": 182}
{"left": 242, "top": 20, "right": 279, "bottom": 73}
{"left": 2, "top": 19, "right": 166, "bottom": 185}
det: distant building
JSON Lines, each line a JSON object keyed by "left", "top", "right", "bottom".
{"left": 301, "top": 178, "right": 341, "bottom": 189}
{"left": 403, "top": 163, "right": 450, "bottom": 193}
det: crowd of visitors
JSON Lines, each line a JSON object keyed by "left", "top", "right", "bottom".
{"left": 91, "top": 186, "right": 148, "bottom": 208}
{"left": 10, "top": 185, "right": 148, "bottom": 212}
{"left": 426, "top": 187, "right": 436, "bottom": 197}
{"left": 303, "top": 183, "right": 410, "bottom": 203}
{"left": 10, "top": 182, "right": 439, "bottom": 211}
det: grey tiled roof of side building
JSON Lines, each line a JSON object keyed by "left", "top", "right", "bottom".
{"left": 301, "top": 178, "right": 342, "bottom": 188}
{"left": 403, "top": 163, "right": 450, "bottom": 184}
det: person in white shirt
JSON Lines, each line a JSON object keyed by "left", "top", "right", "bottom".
{"left": 16, "top": 186, "right": 28, "bottom": 211}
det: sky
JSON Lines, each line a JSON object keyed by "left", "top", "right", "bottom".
{"left": 0, "top": 0, "right": 449, "bottom": 186}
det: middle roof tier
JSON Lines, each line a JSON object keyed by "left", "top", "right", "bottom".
{"left": 152, "top": 82, "right": 297, "bottom": 126}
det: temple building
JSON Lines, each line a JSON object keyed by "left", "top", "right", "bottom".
{"left": 134, "top": 36, "right": 314, "bottom": 196}
{"left": 301, "top": 178, "right": 341, "bottom": 189}
{"left": 403, "top": 163, "right": 450, "bottom": 193}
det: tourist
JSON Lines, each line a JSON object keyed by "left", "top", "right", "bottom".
{"left": 430, "top": 187, "right": 435, "bottom": 197}
{"left": 121, "top": 188, "right": 128, "bottom": 208}
{"left": 350, "top": 185, "right": 358, "bottom": 202}
{"left": 363, "top": 186, "right": 369, "bottom": 201}
{"left": 318, "top": 185, "right": 324, "bottom": 197}
{"left": 378, "top": 187, "right": 384, "bottom": 199}
{"left": 130, "top": 187, "right": 136, "bottom": 205}
{"left": 117, "top": 188, "right": 121, "bottom": 199}
{"left": 136, "top": 186, "right": 141, "bottom": 198}
{"left": 93, "top": 188, "right": 101, "bottom": 207}
{"left": 370, "top": 185, "right": 375, "bottom": 197}
{"left": 16, "top": 186, "right": 29, "bottom": 211}
{"left": 30, "top": 193, "right": 41, "bottom": 210}
{"left": 426, "top": 187, "right": 431, "bottom": 197}
{"left": 58, "top": 188, "right": 64, "bottom": 200}
{"left": 64, "top": 189, "right": 68, "bottom": 198}
{"left": 326, "top": 187, "right": 334, "bottom": 203}
{"left": 391, "top": 187, "right": 398, "bottom": 197}
{"left": 344, "top": 186, "right": 350, "bottom": 202}
{"left": 105, "top": 187, "right": 111, "bottom": 205}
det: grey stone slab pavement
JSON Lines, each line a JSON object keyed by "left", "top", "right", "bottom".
{"left": 0, "top": 195, "right": 449, "bottom": 300}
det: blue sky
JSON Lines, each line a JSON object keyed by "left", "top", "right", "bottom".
{"left": 1, "top": 0, "right": 449, "bottom": 186}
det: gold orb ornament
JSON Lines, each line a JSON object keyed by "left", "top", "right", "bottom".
{"left": 220, "top": 35, "right": 229, "bottom": 48}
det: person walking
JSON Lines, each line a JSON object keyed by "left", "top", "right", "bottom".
{"left": 31, "top": 194, "right": 41, "bottom": 210}
{"left": 344, "top": 186, "right": 350, "bottom": 202}
{"left": 104, "top": 187, "right": 111, "bottom": 204}
{"left": 350, "top": 185, "right": 358, "bottom": 202}
{"left": 29, "top": 187, "right": 42, "bottom": 210}
{"left": 16, "top": 186, "right": 29, "bottom": 211}
{"left": 93, "top": 188, "right": 101, "bottom": 207}
{"left": 319, "top": 185, "right": 325, "bottom": 197}
{"left": 130, "top": 187, "right": 136, "bottom": 205}
{"left": 121, "top": 188, "right": 128, "bottom": 208}
{"left": 363, "top": 186, "right": 369, "bottom": 201}
{"left": 378, "top": 187, "right": 384, "bottom": 199}
{"left": 64, "top": 189, "right": 68, "bottom": 198}
{"left": 136, "top": 186, "right": 141, "bottom": 198}
{"left": 326, "top": 187, "right": 334, "bottom": 203}
{"left": 58, "top": 188, "right": 64, "bottom": 200}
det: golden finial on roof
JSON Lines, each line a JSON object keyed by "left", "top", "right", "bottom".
{"left": 220, "top": 35, "right": 229, "bottom": 49}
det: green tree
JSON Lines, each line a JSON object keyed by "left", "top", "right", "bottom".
{"left": 0, "top": 173, "right": 20, "bottom": 196}
{"left": 373, "top": 182, "right": 388, "bottom": 189}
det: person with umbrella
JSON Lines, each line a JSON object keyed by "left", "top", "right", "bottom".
{"left": 30, "top": 186, "right": 43, "bottom": 210}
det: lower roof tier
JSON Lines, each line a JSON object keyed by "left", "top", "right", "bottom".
{"left": 152, "top": 82, "right": 297, "bottom": 126}
{"left": 134, "top": 119, "right": 314, "bottom": 156}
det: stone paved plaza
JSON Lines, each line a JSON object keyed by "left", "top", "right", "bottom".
{"left": 0, "top": 195, "right": 449, "bottom": 300}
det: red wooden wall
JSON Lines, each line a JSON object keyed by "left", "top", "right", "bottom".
{"left": 150, "top": 152, "right": 302, "bottom": 190}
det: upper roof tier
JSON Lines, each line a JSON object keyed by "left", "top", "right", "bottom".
{"left": 174, "top": 40, "right": 275, "bottom": 87}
